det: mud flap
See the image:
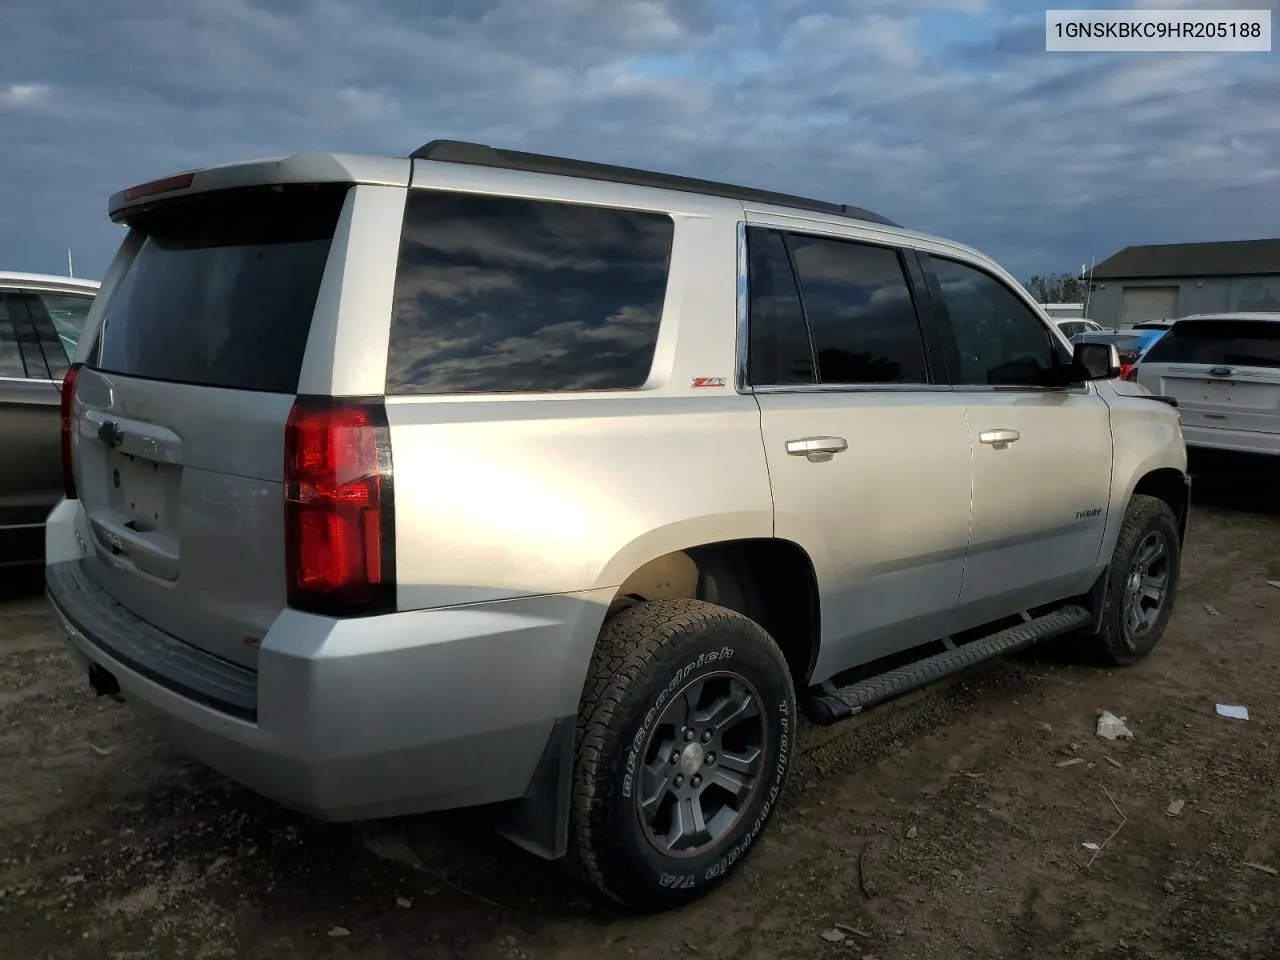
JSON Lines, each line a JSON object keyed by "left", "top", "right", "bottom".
{"left": 489, "top": 715, "right": 575, "bottom": 861}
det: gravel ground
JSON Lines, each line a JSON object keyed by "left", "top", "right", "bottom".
{"left": 2, "top": 456, "right": 1277, "bottom": 959}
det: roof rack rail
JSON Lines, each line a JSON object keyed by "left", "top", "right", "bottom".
{"left": 409, "top": 139, "right": 899, "bottom": 228}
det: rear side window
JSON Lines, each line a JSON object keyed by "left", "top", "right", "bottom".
{"left": 387, "top": 190, "right": 673, "bottom": 395}
{"left": 1141, "top": 319, "right": 1280, "bottom": 369}
{"left": 94, "top": 184, "right": 348, "bottom": 393}
{"left": 784, "top": 234, "right": 928, "bottom": 385}
{"left": 0, "top": 293, "right": 27, "bottom": 377}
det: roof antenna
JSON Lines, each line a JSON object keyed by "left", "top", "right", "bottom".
{"left": 67, "top": 247, "right": 75, "bottom": 278}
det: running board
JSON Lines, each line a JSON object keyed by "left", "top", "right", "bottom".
{"left": 805, "top": 604, "right": 1091, "bottom": 725}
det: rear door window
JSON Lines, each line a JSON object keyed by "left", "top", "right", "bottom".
{"left": 387, "top": 190, "right": 673, "bottom": 395}
{"left": 746, "top": 227, "right": 816, "bottom": 386}
{"left": 784, "top": 233, "right": 930, "bottom": 385}
{"left": 1140, "top": 319, "right": 1280, "bottom": 369}
{"left": 94, "top": 184, "right": 348, "bottom": 393}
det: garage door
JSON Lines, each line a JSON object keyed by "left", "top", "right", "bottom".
{"left": 1119, "top": 286, "right": 1179, "bottom": 327}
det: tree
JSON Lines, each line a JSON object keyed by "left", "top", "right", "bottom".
{"left": 1024, "top": 271, "right": 1085, "bottom": 303}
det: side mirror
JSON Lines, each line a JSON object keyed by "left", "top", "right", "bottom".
{"left": 1072, "top": 341, "right": 1121, "bottom": 381}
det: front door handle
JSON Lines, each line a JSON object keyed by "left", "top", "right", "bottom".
{"left": 786, "top": 436, "right": 848, "bottom": 462}
{"left": 978, "top": 428, "right": 1020, "bottom": 449}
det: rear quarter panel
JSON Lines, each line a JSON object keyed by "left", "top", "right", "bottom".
{"left": 385, "top": 210, "right": 773, "bottom": 609}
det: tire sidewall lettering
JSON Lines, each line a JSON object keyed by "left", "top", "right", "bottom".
{"left": 704, "top": 698, "right": 789, "bottom": 883}
{"left": 618, "top": 640, "right": 792, "bottom": 892}
{"left": 622, "top": 645, "right": 736, "bottom": 801}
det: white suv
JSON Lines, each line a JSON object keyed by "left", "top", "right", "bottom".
{"left": 1135, "top": 312, "right": 1280, "bottom": 457}
{"left": 46, "top": 140, "right": 1188, "bottom": 912}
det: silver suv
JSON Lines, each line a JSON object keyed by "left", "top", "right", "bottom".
{"left": 45, "top": 141, "right": 1189, "bottom": 912}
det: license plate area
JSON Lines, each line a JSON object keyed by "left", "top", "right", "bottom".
{"left": 1201, "top": 381, "right": 1232, "bottom": 404}
{"left": 106, "top": 451, "right": 181, "bottom": 535}
{"left": 88, "top": 450, "right": 183, "bottom": 581}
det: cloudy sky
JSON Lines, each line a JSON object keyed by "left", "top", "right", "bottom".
{"left": 2, "top": 0, "right": 1276, "bottom": 284}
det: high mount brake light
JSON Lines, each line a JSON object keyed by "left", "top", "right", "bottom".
{"left": 122, "top": 172, "right": 195, "bottom": 201}
{"left": 283, "top": 397, "right": 396, "bottom": 617}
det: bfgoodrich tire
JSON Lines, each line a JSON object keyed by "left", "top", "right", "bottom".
{"left": 1086, "top": 494, "right": 1182, "bottom": 667}
{"left": 569, "top": 598, "right": 796, "bottom": 912}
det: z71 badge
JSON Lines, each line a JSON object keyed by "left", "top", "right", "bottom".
{"left": 691, "top": 377, "right": 727, "bottom": 388}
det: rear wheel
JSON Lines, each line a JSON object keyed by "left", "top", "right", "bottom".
{"left": 569, "top": 598, "right": 795, "bottom": 912}
{"left": 1085, "top": 494, "right": 1182, "bottom": 666}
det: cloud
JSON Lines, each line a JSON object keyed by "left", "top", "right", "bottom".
{"left": 0, "top": 0, "right": 1276, "bottom": 293}
{"left": 0, "top": 82, "right": 52, "bottom": 109}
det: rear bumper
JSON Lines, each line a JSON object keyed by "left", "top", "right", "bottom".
{"left": 44, "top": 508, "right": 609, "bottom": 822}
{"left": 1182, "top": 424, "right": 1280, "bottom": 457}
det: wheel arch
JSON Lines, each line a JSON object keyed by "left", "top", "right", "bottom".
{"left": 607, "top": 537, "right": 822, "bottom": 688}
{"left": 1082, "top": 464, "right": 1190, "bottom": 634}
{"left": 492, "top": 530, "right": 820, "bottom": 863}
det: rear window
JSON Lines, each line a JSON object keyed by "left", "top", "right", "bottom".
{"left": 1140, "top": 319, "right": 1280, "bottom": 369}
{"left": 93, "top": 184, "right": 348, "bottom": 393}
{"left": 387, "top": 190, "right": 673, "bottom": 395}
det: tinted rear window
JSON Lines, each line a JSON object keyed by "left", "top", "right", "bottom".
{"left": 1141, "top": 319, "right": 1280, "bottom": 369}
{"left": 94, "top": 185, "right": 348, "bottom": 393}
{"left": 387, "top": 190, "right": 673, "bottom": 394}
{"left": 785, "top": 233, "right": 929, "bottom": 385}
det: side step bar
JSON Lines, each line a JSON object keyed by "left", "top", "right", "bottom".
{"left": 806, "top": 604, "right": 1091, "bottom": 725}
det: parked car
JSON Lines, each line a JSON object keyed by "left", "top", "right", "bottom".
{"left": 1126, "top": 319, "right": 1178, "bottom": 365}
{"left": 1, "top": 272, "right": 98, "bottom": 565}
{"left": 1134, "top": 312, "right": 1280, "bottom": 457}
{"left": 1069, "top": 330, "right": 1146, "bottom": 380}
{"left": 45, "top": 141, "right": 1189, "bottom": 912}
{"left": 1055, "top": 317, "right": 1105, "bottom": 338}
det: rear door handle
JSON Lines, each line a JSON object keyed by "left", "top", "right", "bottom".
{"left": 978, "top": 429, "right": 1020, "bottom": 448}
{"left": 786, "top": 436, "right": 848, "bottom": 462}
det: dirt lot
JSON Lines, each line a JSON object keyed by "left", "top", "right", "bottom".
{"left": 2, "top": 458, "right": 1277, "bottom": 960}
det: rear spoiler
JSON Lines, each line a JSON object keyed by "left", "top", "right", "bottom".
{"left": 108, "top": 153, "right": 410, "bottom": 223}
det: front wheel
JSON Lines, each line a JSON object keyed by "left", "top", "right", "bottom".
{"left": 1086, "top": 494, "right": 1182, "bottom": 667}
{"left": 568, "top": 598, "right": 796, "bottom": 912}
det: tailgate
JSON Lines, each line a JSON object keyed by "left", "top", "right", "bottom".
{"left": 70, "top": 183, "right": 350, "bottom": 669}
{"left": 1138, "top": 318, "right": 1280, "bottom": 436}
{"left": 1155, "top": 367, "right": 1280, "bottom": 433}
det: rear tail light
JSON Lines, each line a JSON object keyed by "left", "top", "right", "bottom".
{"left": 60, "top": 363, "right": 82, "bottom": 499}
{"left": 284, "top": 396, "right": 396, "bottom": 617}
{"left": 1121, "top": 364, "right": 1138, "bottom": 382}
